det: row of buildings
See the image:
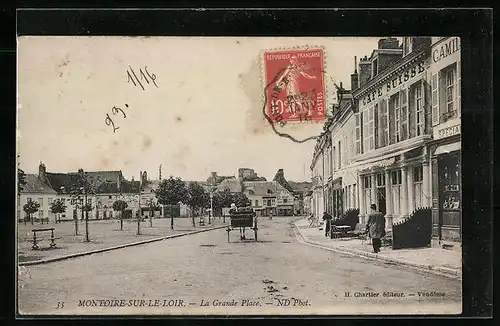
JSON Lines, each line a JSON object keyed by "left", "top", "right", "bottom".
{"left": 18, "top": 164, "right": 312, "bottom": 222}
{"left": 309, "top": 36, "right": 461, "bottom": 248}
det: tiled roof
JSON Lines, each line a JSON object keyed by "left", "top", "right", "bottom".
{"left": 22, "top": 174, "right": 57, "bottom": 194}
{"left": 288, "top": 181, "right": 313, "bottom": 193}
{"left": 243, "top": 181, "right": 281, "bottom": 197}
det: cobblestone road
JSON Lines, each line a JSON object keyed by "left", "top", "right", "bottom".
{"left": 18, "top": 217, "right": 461, "bottom": 316}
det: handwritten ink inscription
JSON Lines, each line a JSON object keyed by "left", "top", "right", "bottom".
{"left": 105, "top": 104, "right": 128, "bottom": 133}
{"left": 127, "top": 66, "right": 158, "bottom": 90}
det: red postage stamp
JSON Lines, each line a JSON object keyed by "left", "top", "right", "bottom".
{"left": 263, "top": 48, "right": 326, "bottom": 124}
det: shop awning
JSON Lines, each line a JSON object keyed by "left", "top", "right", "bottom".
{"left": 435, "top": 142, "right": 461, "bottom": 155}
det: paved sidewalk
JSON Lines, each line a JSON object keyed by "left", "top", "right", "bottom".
{"left": 293, "top": 218, "right": 462, "bottom": 280}
{"left": 18, "top": 217, "right": 228, "bottom": 265}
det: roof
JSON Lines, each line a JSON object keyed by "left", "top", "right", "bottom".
{"left": 243, "top": 181, "right": 278, "bottom": 196}
{"left": 46, "top": 170, "right": 124, "bottom": 194}
{"left": 288, "top": 181, "right": 313, "bottom": 193}
{"left": 22, "top": 174, "right": 57, "bottom": 194}
{"left": 217, "top": 178, "right": 243, "bottom": 193}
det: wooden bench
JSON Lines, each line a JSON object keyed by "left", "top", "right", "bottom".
{"left": 28, "top": 228, "right": 61, "bottom": 250}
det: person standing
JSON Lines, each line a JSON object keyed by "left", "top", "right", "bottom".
{"left": 322, "top": 211, "right": 333, "bottom": 237}
{"left": 366, "top": 204, "right": 386, "bottom": 253}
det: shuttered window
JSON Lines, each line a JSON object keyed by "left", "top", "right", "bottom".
{"left": 431, "top": 72, "right": 439, "bottom": 126}
{"left": 377, "top": 99, "right": 388, "bottom": 148}
{"left": 400, "top": 89, "right": 408, "bottom": 141}
{"left": 394, "top": 94, "right": 401, "bottom": 142}
{"left": 414, "top": 83, "right": 423, "bottom": 136}
{"left": 355, "top": 113, "right": 362, "bottom": 155}
{"left": 363, "top": 107, "right": 375, "bottom": 151}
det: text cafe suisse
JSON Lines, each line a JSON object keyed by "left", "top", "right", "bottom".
{"left": 361, "top": 61, "right": 426, "bottom": 106}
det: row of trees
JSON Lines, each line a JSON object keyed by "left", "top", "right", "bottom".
{"left": 18, "top": 171, "right": 252, "bottom": 237}
{"left": 154, "top": 176, "right": 251, "bottom": 228}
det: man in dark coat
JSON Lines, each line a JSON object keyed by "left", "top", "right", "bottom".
{"left": 322, "top": 211, "right": 333, "bottom": 237}
{"left": 366, "top": 204, "right": 386, "bottom": 253}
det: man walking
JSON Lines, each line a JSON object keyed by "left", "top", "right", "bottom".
{"left": 366, "top": 204, "right": 386, "bottom": 253}
{"left": 322, "top": 211, "right": 333, "bottom": 237}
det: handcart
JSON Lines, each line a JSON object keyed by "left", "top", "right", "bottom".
{"left": 227, "top": 208, "right": 258, "bottom": 242}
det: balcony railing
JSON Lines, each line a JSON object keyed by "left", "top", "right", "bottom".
{"left": 440, "top": 110, "right": 458, "bottom": 123}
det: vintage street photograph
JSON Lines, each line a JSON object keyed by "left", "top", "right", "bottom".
{"left": 16, "top": 36, "right": 462, "bottom": 315}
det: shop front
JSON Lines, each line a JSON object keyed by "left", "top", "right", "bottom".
{"left": 277, "top": 205, "right": 294, "bottom": 216}
{"left": 331, "top": 178, "right": 343, "bottom": 219}
{"left": 431, "top": 139, "right": 461, "bottom": 243}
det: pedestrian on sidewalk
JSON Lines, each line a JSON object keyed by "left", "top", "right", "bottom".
{"left": 322, "top": 211, "right": 333, "bottom": 237}
{"left": 366, "top": 204, "right": 386, "bottom": 253}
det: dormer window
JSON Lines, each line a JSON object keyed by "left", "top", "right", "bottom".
{"left": 372, "top": 58, "right": 378, "bottom": 77}
{"left": 267, "top": 189, "right": 273, "bottom": 194}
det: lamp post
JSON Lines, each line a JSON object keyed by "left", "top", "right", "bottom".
{"left": 136, "top": 184, "right": 142, "bottom": 235}
{"left": 209, "top": 191, "right": 213, "bottom": 224}
{"left": 80, "top": 186, "right": 90, "bottom": 242}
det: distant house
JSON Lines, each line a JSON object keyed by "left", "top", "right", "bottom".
{"left": 19, "top": 163, "right": 58, "bottom": 222}
{"left": 244, "top": 181, "right": 294, "bottom": 217}
{"left": 273, "top": 168, "right": 312, "bottom": 215}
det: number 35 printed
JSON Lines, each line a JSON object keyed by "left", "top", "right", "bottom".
{"left": 56, "top": 301, "right": 65, "bottom": 309}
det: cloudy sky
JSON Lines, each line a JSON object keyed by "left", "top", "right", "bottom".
{"left": 17, "top": 36, "right": 379, "bottom": 182}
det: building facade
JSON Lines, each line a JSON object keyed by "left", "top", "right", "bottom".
{"left": 428, "top": 36, "right": 461, "bottom": 244}
{"left": 352, "top": 37, "right": 433, "bottom": 227}
{"left": 310, "top": 36, "right": 461, "bottom": 247}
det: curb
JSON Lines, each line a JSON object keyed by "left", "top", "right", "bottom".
{"left": 292, "top": 222, "right": 461, "bottom": 281}
{"left": 19, "top": 225, "right": 227, "bottom": 266}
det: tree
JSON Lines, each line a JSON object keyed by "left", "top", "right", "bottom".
{"left": 187, "top": 182, "right": 209, "bottom": 226}
{"left": 232, "top": 192, "right": 251, "bottom": 208}
{"left": 113, "top": 200, "right": 128, "bottom": 230}
{"left": 155, "top": 176, "right": 189, "bottom": 230}
{"left": 50, "top": 199, "right": 67, "bottom": 223}
{"left": 17, "top": 168, "right": 27, "bottom": 223}
{"left": 18, "top": 168, "right": 27, "bottom": 193}
{"left": 23, "top": 199, "right": 40, "bottom": 225}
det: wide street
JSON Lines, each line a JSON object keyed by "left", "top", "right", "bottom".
{"left": 18, "top": 216, "right": 461, "bottom": 315}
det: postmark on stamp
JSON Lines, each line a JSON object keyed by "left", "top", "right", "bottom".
{"left": 263, "top": 48, "right": 326, "bottom": 125}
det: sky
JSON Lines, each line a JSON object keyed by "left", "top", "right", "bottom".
{"left": 17, "top": 36, "right": 379, "bottom": 182}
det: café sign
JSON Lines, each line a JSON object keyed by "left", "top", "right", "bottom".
{"left": 432, "top": 37, "right": 460, "bottom": 63}
{"left": 437, "top": 124, "right": 460, "bottom": 139}
{"left": 361, "top": 60, "right": 425, "bottom": 106}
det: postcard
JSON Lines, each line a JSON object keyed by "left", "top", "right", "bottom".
{"left": 16, "top": 36, "right": 462, "bottom": 315}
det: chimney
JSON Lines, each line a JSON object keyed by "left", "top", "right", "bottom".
{"left": 141, "top": 171, "right": 147, "bottom": 185}
{"left": 350, "top": 56, "right": 359, "bottom": 91}
{"left": 358, "top": 56, "right": 372, "bottom": 87}
{"left": 378, "top": 37, "right": 400, "bottom": 49}
{"left": 38, "top": 161, "right": 47, "bottom": 183}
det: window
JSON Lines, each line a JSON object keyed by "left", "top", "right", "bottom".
{"left": 271, "top": 199, "right": 276, "bottom": 206}
{"left": 391, "top": 170, "right": 402, "bottom": 185}
{"left": 71, "top": 198, "right": 76, "bottom": 205}
{"left": 108, "top": 195, "right": 112, "bottom": 199}
{"left": 255, "top": 200, "right": 259, "bottom": 207}
{"left": 391, "top": 170, "right": 402, "bottom": 214}
{"left": 415, "top": 83, "right": 423, "bottom": 136}
{"left": 372, "top": 59, "right": 378, "bottom": 77}
{"left": 332, "top": 146, "right": 336, "bottom": 171}
{"left": 38, "top": 198, "right": 43, "bottom": 206}
{"left": 413, "top": 165, "right": 423, "bottom": 182}
{"left": 355, "top": 113, "right": 363, "bottom": 154}
{"left": 394, "top": 94, "right": 400, "bottom": 142}
{"left": 87, "top": 198, "right": 92, "bottom": 205}
{"left": 353, "top": 184, "right": 357, "bottom": 207}
{"left": 284, "top": 198, "right": 288, "bottom": 203}
{"left": 267, "top": 189, "right": 272, "bottom": 194}
{"left": 445, "top": 68, "right": 455, "bottom": 113}
{"left": 376, "top": 173, "right": 385, "bottom": 187}
{"left": 48, "top": 198, "right": 53, "bottom": 205}
{"left": 363, "top": 176, "right": 372, "bottom": 189}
